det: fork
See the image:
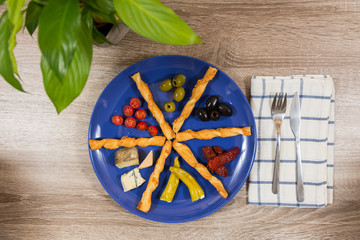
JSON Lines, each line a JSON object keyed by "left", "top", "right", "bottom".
{"left": 271, "top": 93, "right": 287, "bottom": 194}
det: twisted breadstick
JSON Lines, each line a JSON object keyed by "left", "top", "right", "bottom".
{"left": 176, "top": 127, "right": 251, "bottom": 142}
{"left": 172, "top": 66, "right": 218, "bottom": 133}
{"left": 172, "top": 141, "right": 228, "bottom": 198}
{"left": 131, "top": 73, "right": 175, "bottom": 140}
{"left": 137, "top": 141, "right": 172, "bottom": 213}
{"left": 89, "top": 136, "right": 166, "bottom": 150}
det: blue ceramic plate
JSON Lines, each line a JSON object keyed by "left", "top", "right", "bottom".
{"left": 88, "top": 55, "right": 257, "bottom": 223}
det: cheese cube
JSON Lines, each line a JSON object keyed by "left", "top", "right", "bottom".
{"left": 121, "top": 168, "right": 146, "bottom": 192}
{"left": 138, "top": 150, "right": 153, "bottom": 169}
{"left": 115, "top": 147, "right": 139, "bottom": 169}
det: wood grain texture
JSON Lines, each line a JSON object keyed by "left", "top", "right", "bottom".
{"left": 1, "top": 0, "right": 360, "bottom": 239}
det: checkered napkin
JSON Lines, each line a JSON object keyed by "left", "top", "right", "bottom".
{"left": 248, "top": 75, "right": 335, "bottom": 207}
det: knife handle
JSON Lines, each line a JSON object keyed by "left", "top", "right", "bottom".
{"left": 296, "top": 138, "right": 304, "bottom": 202}
{"left": 272, "top": 132, "right": 281, "bottom": 194}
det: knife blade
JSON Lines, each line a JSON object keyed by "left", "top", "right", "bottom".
{"left": 290, "top": 92, "right": 304, "bottom": 202}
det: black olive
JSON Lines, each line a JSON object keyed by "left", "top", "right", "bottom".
{"left": 206, "top": 95, "right": 219, "bottom": 110}
{"left": 217, "top": 102, "right": 232, "bottom": 116}
{"left": 209, "top": 110, "right": 220, "bottom": 121}
{"left": 197, "top": 108, "right": 209, "bottom": 121}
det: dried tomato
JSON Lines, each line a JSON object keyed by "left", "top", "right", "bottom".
{"left": 202, "top": 146, "right": 217, "bottom": 161}
{"left": 214, "top": 165, "right": 227, "bottom": 177}
{"left": 213, "top": 146, "right": 223, "bottom": 155}
{"left": 202, "top": 146, "right": 228, "bottom": 177}
{"left": 208, "top": 147, "right": 239, "bottom": 171}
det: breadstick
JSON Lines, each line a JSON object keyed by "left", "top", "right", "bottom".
{"left": 172, "top": 66, "right": 218, "bottom": 133}
{"left": 172, "top": 141, "right": 228, "bottom": 198}
{"left": 176, "top": 127, "right": 251, "bottom": 142}
{"left": 137, "top": 141, "right": 172, "bottom": 213}
{"left": 89, "top": 136, "right": 166, "bottom": 150}
{"left": 131, "top": 73, "right": 175, "bottom": 140}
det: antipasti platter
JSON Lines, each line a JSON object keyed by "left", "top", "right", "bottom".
{"left": 88, "top": 55, "right": 257, "bottom": 223}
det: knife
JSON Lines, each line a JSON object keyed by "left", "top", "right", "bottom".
{"left": 290, "top": 92, "right": 304, "bottom": 202}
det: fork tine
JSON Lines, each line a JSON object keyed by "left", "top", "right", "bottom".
{"left": 271, "top": 93, "right": 278, "bottom": 112}
{"left": 281, "top": 93, "right": 287, "bottom": 111}
{"left": 277, "top": 93, "right": 283, "bottom": 109}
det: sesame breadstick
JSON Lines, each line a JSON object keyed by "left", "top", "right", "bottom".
{"left": 176, "top": 127, "right": 251, "bottom": 142}
{"left": 89, "top": 136, "right": 166, "bottom": 150}
{"left": 172, "top": 66, "right": 218, "bottom": 133}
{"left": 137, "top": 141, "right": 172, "bottom": 212}
{"left": 131, "top": 73, "right": 175, "bottom": 140}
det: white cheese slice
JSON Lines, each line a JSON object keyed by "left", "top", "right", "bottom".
{"left": 138, "top": 150, "right": 153, "bottom": 169}
{"left": 121, "top": 168, "right": 146, "bottom": 192}
{"left": 115, "top": 147, "right": 139, "bottom": 169}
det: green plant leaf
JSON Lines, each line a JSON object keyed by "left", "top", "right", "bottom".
{"left": 81, "top": 7, "right": 93, "bottom": 30}
{"left": 92, "top": 24, "right": 113, "bottom": 45}
{"left": 0, "top": 11, "right": 24, "bottom": 91}
{"left": 0, "top": 0, "right": 6, "bottom": 5}
{"left": 25, "top": 1, "right": 43, "bottom": 35}
{"left": 113, "top": 0, "right": 202, "bottom": 45}
{"left": 7, "top": 0, "right": 25, "bottom": 26}
{"left": 85, "top": 0, "right": 118, "bottom": 25}
{"left": 38, "top": 0, "right": 81, "bottom": 82}
{"left": 82, "top": 7, "right": 113, "bottom": 46}
{"left": 41, "top": 19, "right": 93, "bottom": 114}
{"left": 30, "top": 0, "right": 48, "bottom": 5}
{"left": 7, "top": 0, "right": 26, "bottom": 76}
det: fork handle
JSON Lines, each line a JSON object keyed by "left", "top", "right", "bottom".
{"left": 272, "top": 132, "right": 281, "bottom": 194}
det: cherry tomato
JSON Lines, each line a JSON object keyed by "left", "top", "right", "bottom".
{"left": 148, "top": 126, "right": 158, "bottom": 136}
{"left": 130, "top": 98, "right": 141, "bottom": 109}
{"left": 135, "top": 109, "right": 147, "bottom": 120}
{"left": 125, "top": 117, "right": 136, "bottom": 128}
{"left": 112, "top": 115, "right": 123, "bottom": 125}
{"left": 136, "top": 121, "right": 147, "bottom": 130}
{"left": 123, "top": 105, "right": 133, "bottom": 117}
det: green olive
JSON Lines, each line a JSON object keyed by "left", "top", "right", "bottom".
{"left": 173, "top": 87, "right": 185, "bottom": 102}
{"left": 172, "top": 74, "right": 186, "bottom": 87}
{"left": 164, "top": 101, "right": 176, "bottom": 112}
{"left": 160, "top": 79, "right": 173, "bottom": 92}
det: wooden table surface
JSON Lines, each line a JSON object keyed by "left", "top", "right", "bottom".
{"left": 1, "top": 1, "right": 360, "bottom": 239}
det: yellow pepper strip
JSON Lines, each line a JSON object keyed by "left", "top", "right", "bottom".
{"left": 169, "top": 167, "right": 205, "bottom": 202}
{"left": 169, "top": 166, "right": 199, "bottom": 201}
{"left": 186, "top": 172, "right": 205, "bottom": 200}
{"left": 160, "top": 157, "right": 180, "bottom": 202}
{"left": 174, "top": 157, "right": 180, "bottom": 168}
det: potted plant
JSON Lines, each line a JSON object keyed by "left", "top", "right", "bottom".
{"left": 0, "top": 0, "right": 202, "bottom": 113}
